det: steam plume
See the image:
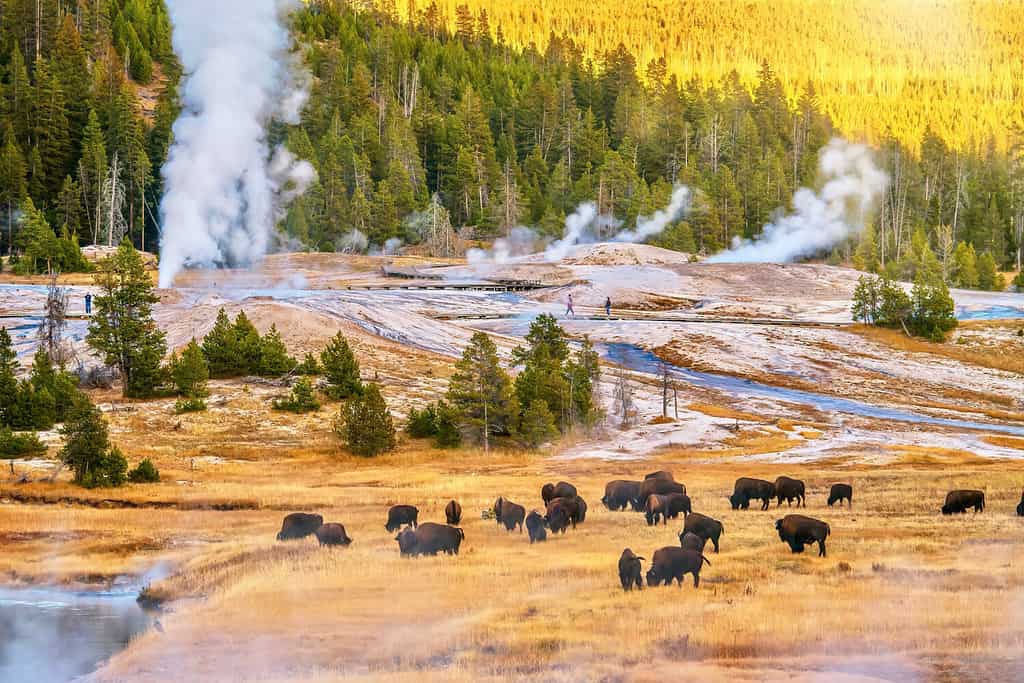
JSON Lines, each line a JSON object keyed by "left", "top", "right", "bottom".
{"left": 157, "top": 0, "right": 314, "bottom": 288}
{"left": 708, "top": 138, "right": 888, "bottom": 263}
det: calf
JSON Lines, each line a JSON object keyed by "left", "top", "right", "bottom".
{"left": 618, "top": 548, "right": 644, "bottom": 591}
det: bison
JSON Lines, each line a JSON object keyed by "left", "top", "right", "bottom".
{"left": 638, "top": 477, "right": 685, "bottom": 507}
{"left": 644, "top": 470, "right": 675, "bottom": 481}
{"left": 545, "top": 499, "right": 575, "bottom": 534}
{"left": 775, "top": 514, "right": 830, "bottom": 557}
{"left": 395, "top": 522, "right": 465, "bottom": 556}
{"left": 827, "top": 483, "right": 853, "bottom": 508}
{"left": 602, "top": 480, "right": 642, "bottom": 511}
{"left": 314, "top": 523, "right": 352, "bottom": 547}
{"left": 645, "top": 493, "right": 691, "bottom": 526}
{"left": 526, "top": 511, "right": 547, "bottom": 543}
{"left": 276, "top": 512, "right": 324, "bottom": 541}
{"left": 445, "top": 499, "right": 463, "bottom": 525}
{"left": 497, "top": 498, "right": 526, "bottom": 532}
{"left": 681, "top": 512, "right": 724, "bottom": 553}
{"left": 618, "top": 548, "right": 644, "bottom": 591}
{"left": 730, "top": 477, "right": 776, "bottom": 510}
{"left": 941, "top": 490, "right": 985, "bottom": 515}
{"left": 645, "top": 547, "right": 710, "bottom": 588}
{"left": 679, "top": 532, "right": 707, "bottom": 552}
{"left": 1018, "top": 490, "right": 1024, "bottom": 517}
{"left": 385, "top": 505, "right": 419, "bottom": 532}
{"left": 542, "top": 481, "right": 578, "bottom": 505}
{"left": 774, "top": 476, "right": 806, "bottom": 508}
{"left": 575, "top": 496, "right": 588, "bottom": 523}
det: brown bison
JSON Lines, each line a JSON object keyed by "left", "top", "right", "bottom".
{"left": 679, "top": 532, "right": 707, "bottom": 552}
{"left": 638, "top": 477, "right": 685, "bottom": 507}
{"left": 775, "top": 514, "right": 830, "bottom": 556}
{"left": 497, "top": 498, "right": 526, "bottom": 532}
{"left": 645, "top": 493, "right": 691, "bottom": 526}
{"left": 1018, "top": 490, "right": 1024, "bottom": 517}
{"left": 541, "top": 481, "right": 578, "bottom": 505}
{"left": 828, "top": 483, "right": 853, "bottom": 508}
{"left": 602, "top": 480, "right": 642, "bottom": 511}
{"left": 396, "top": 522, "right": 465, "bottom": 556}
{"left": 575, "top": 496, "right": 588, "bottom": 523}
{"left": 681, "top": 512, "right": 724, "bottom": 553}
{"left": 385, "top": 505, "right": 419, "bottom": 532}
{"left": 730, "top": 477, "right": 776, "bottom": 510}
{"left": 276, "top": 513, "right": 324, "bottom": 541}
{"left": 618, "top": 548, "right": 644, "bottom": 591}
{"left": 645, "top": 547, "right": 710, "bottom": 588}
{"left": 526, "top": 511, "right": 547, "bottom": 543}
{"left": 774, "top": 476, "right": 806, "bottom": 507}
{"left": 445, "top": 499, "right": 462, "bottom": 525}
{"left": 645, "top": 470, "right": 675, "bottom": 481}
{"left": 942, "top": 490, "right": 985, "bottom": 515}
{"left": 314, "top": 523, "right": 352, "bottom": 547}
{"left": 545, "top": 498, "right": 577, "bottom": 534}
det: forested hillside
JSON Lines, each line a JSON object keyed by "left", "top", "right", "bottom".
{"left": 0, "top": 0, "right": 1021, "bottom": 285}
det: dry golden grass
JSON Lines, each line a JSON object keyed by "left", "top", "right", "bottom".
{"left": 851, "top": 325, "right": 1024, "bottom": 377}
{"left": 687, "top": 402, "right": 766, "bottom": 424}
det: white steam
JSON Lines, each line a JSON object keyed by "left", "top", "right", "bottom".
{"left": 708, "top": 138, "right": 888, "bottom": 263}
{"left": 467, "top": 185, "right": 691, "bottom": 265}
{"left": 157, "top": 0, "right": 314, "bottom": 288}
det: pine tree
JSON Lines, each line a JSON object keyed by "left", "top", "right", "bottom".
{"left": 321, "top": 331, "right": 362, "bottom": 399}
{"left": 15, "top": 197, "right": 58, "bottom": 274}
{"left": 171, "top": 339, "right": 209, "bottom": 398}
{"left": 0, "top": 134, "right": 27, "bottom": 255}
{"left": 0, "top": 328, "right": 19, "bottom": 426}
{"left": 909, "top": 272, "right": 957, "bottom": 341}
{"left": 517, "top": 399, "right": 558, "bottom": 448}
{"left": 335, "top": 383, "right": 396, "bottom": 456}
{"left": 851, "top": 275, "right": 881, "bottom": 324}
{"left": 2, "top": 48, "right": 33, "bottom": 146}
{"left": 33, "top": 58, "right": 72, "bottom": 196}
{"left": 952, "top": 241, "right": 979, "bottom": 289}
{"left": 86, "top": 240, "right": 167, "bottom": 398}
{"left": 232, "top": 311, "right": 263, "bottom": 375}
{"left": 977, "top": 252, "right": 1004, "bottom": 291}
{"left": 79, "top": 110, "right": 109, "bottom": 244}
{"left": 59, "top": 395, "right": 127, "bottom": 488}
{"left": 258, "top": 324, "right": 296, "bottom": 377}
{"left": 201, "top": 309, "right": 239, "bottom": 377}
{"left": 446, "top": 332, "right": 516, "bottom": 449}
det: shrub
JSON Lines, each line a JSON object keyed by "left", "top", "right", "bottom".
{"left": 433, "top": 401, "right": 463, "bottom": 449}
{"left": 272, "top": 377, "right": 321, "bottom": 413}
{"left": 294, "top": 352, "right": 322, "bottom": 375}
{"left": 59, "top": 397, "right": 128, "bottom": 488}
{"left": 258, "top": 324, "right": 297, "bottom": 377}
{"left": 405, "top": 404, "right": 439, "bottom": 438}
{"left": 1013, "top": 270, "right": 1024, "bottom": 293}
{"left": 517, "top": 399, "right": 558, "bottom": 448}
{"left": 174, "top": 397, "right": 207, "bottom": 414}
{"left": 170, "top": 339, "right": 209, "bottom": 398}
{"left": 0, "top": 428, "right": 47, "bottom": 458}
{"left": 334, "top": 383, "right": 395, "bottom": 456}
{"left": 128, "top": 458, "right": 160, "bottom": 483}
{"left": 321, "top": 332, "right": 362, "bottom": 399}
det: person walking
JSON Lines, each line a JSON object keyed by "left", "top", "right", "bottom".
{"left": 565, "top": 293, "right": 575, "bottom": 318}
{"left": 604, "top": 296, "right": 612, "bottom": 317}
{"left": 84, "top": 292, "right": 92, "bottom": 315}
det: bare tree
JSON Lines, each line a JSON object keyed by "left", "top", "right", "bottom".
{"left": 612, "top": 367, "right": 635, "bottom": 428}
{"left": 660, "top": 362, "right": 678, "bottom": 419}
{"left": 936, "top": 224, "right": 954, "bottom": 282}
{"left": 101, "top": 152, "right": 127, "bottom": 247}
{"left": 37, "top": 271, "right": 74, "bottom": 367}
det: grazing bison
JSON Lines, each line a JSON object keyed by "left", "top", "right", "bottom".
{"left": 681, "top": 512, "right": 724, "bottom": 553}
{"left": 445, "top": 500, "right": 463, "bottom": 525}
{"left": 645, "top": 493, "right": 691, "bottom": 525}
{"left": 941, "top": 490, "right": 985, "bottom": 515}
{"left": 774, "top": 476, "right": 806, "bottom": 508}
{"left": 618, "top": 548, "right": 644, "bottom": 591}
{"left": 638, "top": 477, "right": 685, "bottom": 507}
{"left": 526, "top": 511, "right": 547, "bottom": 543}
{"left": 497, "top": 498, "right": 526, "bottom": 532}
{"left": 730, "top": 477, "right": 776, "bottom": 510}
{"left": 645, "top": 470, "right": 675, "bottom": 481}
{"left": 545, "top": 499, "right": 575, "bottom": 534}
{"left": 395, "top": 522, "right": 465, "bottom": 556}
{"left": 1018, "top": 490, "right": 1024, "bottom": 517}
{"left": 276, "top": 513, "right": 324, "bottom": 541}
{"left": 828, "top": 483, "right": 853, "bottom": 508}
{"left": 602, "top": 480, "right": 642, "bottom": 511}
{"left": 385, "top": 505, "right": 419, "bottom": 532}
{"left": 575, "top": 496, "right": 588, "bottom": 523}
{"left": 645, "top": 547, "right": 710, "bottom": 588}
{"left": 314, "top": 523, "right": 352, "bottom": 547}
{"left": 679, "top": 532, "right": 707, "bottom": 552}
{"left": 542, "top": 481, "right": 578, "bottom": 505}
{"left": 775, "top": 514, "right": 830, "bottom": 557}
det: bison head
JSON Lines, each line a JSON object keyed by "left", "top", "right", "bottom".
{"left": 729, "top": 493, "right": 746, "bottom": 510}
{"left": 395, "top": 529, "right": 417, "bottom": 555}
{"left": 941, "top": 504, "right": 953, "bottom": 515}
{"left": 645, "top": 567, "right": 660, "bottom": 586}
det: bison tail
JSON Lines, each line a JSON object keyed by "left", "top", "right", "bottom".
{"left": 456, "top": 527, "right": 465, "bottom": 540}
{"left": 825, "top": 523, "right": 831, "bottom": 537}
{"left": 701, "top": 555, "right": 711, "bottom": 567}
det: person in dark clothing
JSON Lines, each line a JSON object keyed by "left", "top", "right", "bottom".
{"left": 84, "top": 293, "right": 92, "bottom": 314}
{"left": 605, "top": 297, "right": 612, "bottom": 317}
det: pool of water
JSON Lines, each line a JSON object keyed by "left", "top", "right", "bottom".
{"left": 601, "top": 342, "right": 1024, "bottom": 438}
{"left": 956, "top": 305, "right": 1024, "bottom": 321}
{"left": 0, "top": 585, "right": 150, "bottom": 683}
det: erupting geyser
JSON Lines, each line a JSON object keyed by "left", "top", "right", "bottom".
{"left": 157, "top": 0, "right": 315, "bottom": 288}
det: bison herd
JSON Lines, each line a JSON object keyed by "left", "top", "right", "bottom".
{"left": 273, "top": 473, "right": 1024, "bottom": 591}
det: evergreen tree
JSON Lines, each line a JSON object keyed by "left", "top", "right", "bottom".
{"left": 272, "top": 377, "right": 321, "bottom": 413}
{"left": 909, "top": 273, "right": 957, "bottom": 341}
{"left": 0, "top": 328, "right": 18, "bottom": 425}
{"left": 517, "top": 399, "right": 558, "bottom": 448}
{"left": 32, "top": 58, "right": 72, "bottom": 196}
{"left": 127, "top": 458, "right": 160, "bottom": 483}
{"left": 851, "top": 275, "right": 881, "bottom": 324}
{"left": 335, "top": 383, "right": 396, "bottom": 456}
{"left": 232, "top": 311, "right": 263, "bottom": 375}
{"left": 14, "top": 197, "right": 58, "bottom": 274}
{"left": 59, "top": 395, "right": 127, "bottom": 488}
{"left": 171, "top": 339, "right": 209, "bottom": 398}
{"left": 201, "top": 309, "right": 239, "bottom": 377}
{"left": 78, "top": 110, "right": 108, "bottom": 244}
{"left": 0, "top": 134, "right": 27, "bottom": 255}
{"left": 258, "top": 324, "right": 296, "bottom": 377}
{"left": 952, "top": 241, "right": 978, "bottom": 288}
{"left": 86, "top": 241, "right": 167, "bottom": 398}
{"left": 977, "top": 252, "right": 1004, "bottom": 291}
{"left": 447, "top": 332, "right": 516, "bottom": 449}
{"left": 321, "top": 331, "right": 362, "bottom": 399}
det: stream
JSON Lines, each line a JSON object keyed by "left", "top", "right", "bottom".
{"left": 601, "top": 342, "right": 1024, "bottom": 437}
{"left": 0, "top": 584, "right": 150, "bottom": 683}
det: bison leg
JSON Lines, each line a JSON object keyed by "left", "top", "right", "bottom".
{"left": 712, "top": 536, "right": 720, "bottom": 554}
{"left": 635, "top": 575, "right": 643, "bottom": 590}
{"left": 818, "top": 539, "right": 826, "bottom": 557}
{"left": 692, "top": 572, "right": 700, "bottom": 588}
{"left": 788, "top": 538, "right": 804, "bottom": 553}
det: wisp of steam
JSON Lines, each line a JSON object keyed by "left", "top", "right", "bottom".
{"left": 467, "top": 185, "right": 691, "bottom": 265}
{"left": 708, "top": 138, "right": 888, "bottom": 263}
{"left": 157, "top": 0, "right": 315, "bottom": 288}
